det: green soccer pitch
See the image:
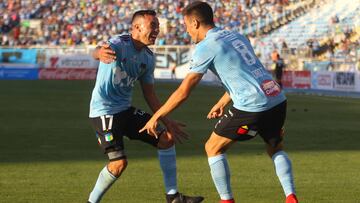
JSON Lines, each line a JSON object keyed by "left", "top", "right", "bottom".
{"left": 0, "top": 80, "right": 359, "bottom": 203}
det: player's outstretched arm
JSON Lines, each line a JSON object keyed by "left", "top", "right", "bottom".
{"left": 139, "top": 72, "right": 203, "bottom": 137}
{"left": 92, "top": 43, "right": 116, "bottom": 64}
{"left": 207, "top": 92, "right": 232, "bottom": 119}
{"left": 140, "top": 82, "right": 189, "bottom": 143}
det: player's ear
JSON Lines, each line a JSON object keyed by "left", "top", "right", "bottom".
{"left": 193, "top": 19, "right": 200, "bottom": 29}
{"left": 134, "top": 24, "right": 141, "bottom": 32}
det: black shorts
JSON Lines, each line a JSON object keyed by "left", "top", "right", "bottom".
{"left": 214, "top": 101, "right": 287, "bottom": 147}
{"left": 90, "top": 107, "right": 165, "bottom": 161}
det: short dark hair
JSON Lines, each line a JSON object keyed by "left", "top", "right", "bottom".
{"left": 182, "top": 1, "right": 214, "bottom": 26}
{"left": 131, "top": 9, "right": 157, "bottom": 24}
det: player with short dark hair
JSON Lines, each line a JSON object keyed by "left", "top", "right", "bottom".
{"left": 88, "top": 9, "right": 204, "bottom": 203}
{"left": 140, "top": 2, "right": 298, "bottom": 203}
{"left": 181, "top": 1, "right": 214, "bottom": 26}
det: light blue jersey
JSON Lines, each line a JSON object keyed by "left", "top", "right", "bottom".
{"left": 89, "top": 34, "right": 155, "bottom": 118}
{"left": 189, "top": 28, "right": 286, "bottom": 112}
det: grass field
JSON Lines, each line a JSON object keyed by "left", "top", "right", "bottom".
{"left": 0, "top": 80, "right": 359, "bottom": 203}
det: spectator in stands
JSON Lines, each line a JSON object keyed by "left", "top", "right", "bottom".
{"left": 312, "top": 39, "right": 320, "bottom": 55}
{"left": 331, "top": 14, "right": 339, "bottom": 24}
{"left": 306, "top": 39, "right": 314, "bottom": 57}
{"left": 0, "top": 0, "right": 300, "bottom": 46}
{"left": 272, "top": 52, "right": 285, "bottom": 88}
{"left": 281, "top": 40, "right": 289, "bottom": 56}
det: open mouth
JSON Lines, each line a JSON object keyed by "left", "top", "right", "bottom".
{"left": 149, "top": 33, "right": 158, "bottom": 41}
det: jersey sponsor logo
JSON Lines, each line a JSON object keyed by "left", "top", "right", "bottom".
{"left": 113, "top": 66, "right": 137, "bottom": 87}
{"left": 261, "top": 80, "right": 281, "bottom": 97}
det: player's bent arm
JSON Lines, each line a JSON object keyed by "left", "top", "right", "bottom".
{"left": 140, "top": 82, "right": 162, "bottom": 112}
{"left": 140, "top": 81, "right": 189, "bottom": 142}
{"left": 207, "top": 92, "right": 232, "bottom": 119}
{"left": 216, "top": 92, "right": 232, "bottom": 108}
{"left": 217, "top": 92, "right": 231, "bottom": 107}
{"left": 153, "top": 72, "right": 203, "bottom": 120}
{"left": 141, "top": 82, "right": 178, "bottom": 126}
{"left": 140, "top": 82, "right": 172, "bottom": 125}
{"left": 139, "top": 73, "right": 203, "bottom": 136}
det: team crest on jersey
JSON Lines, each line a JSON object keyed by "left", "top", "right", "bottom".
{"left": 139, "top": 63, "right": 146, "bottom": 75}
{"left": 261, "top": 80, "right": 281, "bottom": 97}
{"left": 122, "top": 57, "right": 127, "bottom": 64}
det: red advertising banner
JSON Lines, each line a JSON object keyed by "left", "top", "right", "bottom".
{"left": 282, "top": 71, "right": 293, "bottom": 88}
{"left": 43, "top": 55, "right": 99, "bottom": 69}
{"left": 39, "top": 68, "right": 97, "bottom": 80}
{"left": 282, "top": 71, "right": 311, "bottom": 89}
{"left": 293, "top": 71, "right": 311, "bottom": 89}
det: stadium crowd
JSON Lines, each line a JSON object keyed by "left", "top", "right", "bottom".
{"left": 1, "top": 0, "right": 304, "bottom": 46}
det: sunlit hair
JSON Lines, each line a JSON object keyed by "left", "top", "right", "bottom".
{"left": 131, "top": 9, "right": 157, "bottom": 24}
{"left": 182, "top": 1, "right": 214, "bottom": 26}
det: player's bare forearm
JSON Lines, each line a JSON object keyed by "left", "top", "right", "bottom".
{"left": 152, "top": 87, "right": 188, "bottom": 121}
{"left": 141, "top": 83, "right": 161, "bottom": 111}
{"left": 140, "top": 82, "right": 173, "bottom": 126}
{"left": 152, "top": 73, "right": 203, "bottom": 121}
{"left": 207, "top": 92, "right": 232, "bottom": 119}
{"left": 139, "top": 73, "right": 202, "bottom": 137}
{"left": 140, "top": 81, "right": 190, "bottom": 141}
{"left": 216, "top": 92, "right": 232, "bottom": 107}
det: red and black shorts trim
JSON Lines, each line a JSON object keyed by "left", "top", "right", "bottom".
{"left": 214, "top": 101, "right": 287, "bottom": 147}
{"left": 90, "top": 107, "right": 165, "bottom": 161}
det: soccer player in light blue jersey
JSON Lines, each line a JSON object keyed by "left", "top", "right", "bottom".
{"left": 140, "top": 2, "right": 298, "bottom": 203}
{"left": 87, "top": 10, "right": 204, "bottom": 203}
